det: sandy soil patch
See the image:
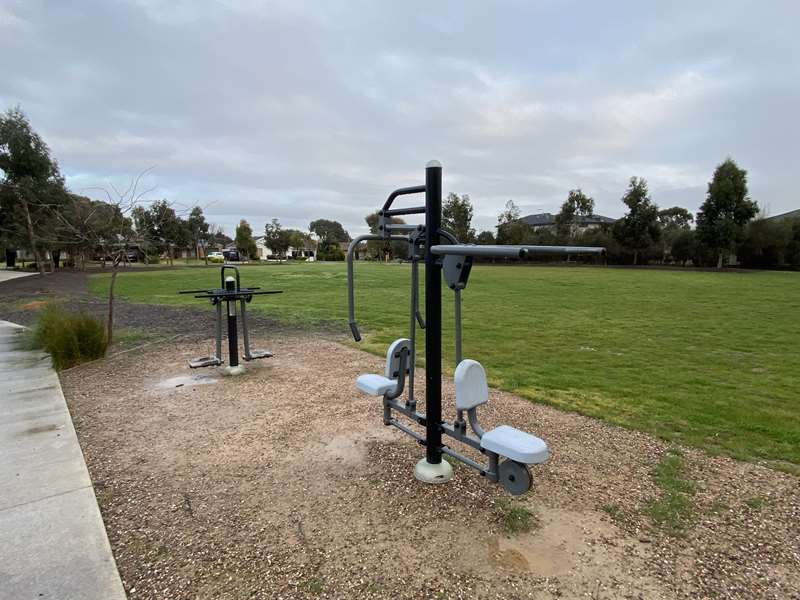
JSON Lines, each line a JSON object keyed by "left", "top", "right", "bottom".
{"left": 61, "top": 334, "right": 800, "bottom": 599}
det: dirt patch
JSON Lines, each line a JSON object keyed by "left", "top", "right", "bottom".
{"left": 19, "top": 299, "right": 48, "bottom": 311}
{"left": 61, "top": 334, "right": 800, "bottom": 599}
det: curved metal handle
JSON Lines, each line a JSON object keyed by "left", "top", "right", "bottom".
{"left": 347, "top": 234, "right": 408, "bottom": 342}
{"left": 220, "top": 264, "right": 241, "bottom": 290}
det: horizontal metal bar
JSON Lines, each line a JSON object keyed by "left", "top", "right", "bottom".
{"left": 430, "top": 244, "right": 606, "bottom": 258}
{"left": 440, "top": 446, "right": 488, "bottom": 476}
{"left": 381, "top": 184, "right": 426, "bottom": 212}
{"left": 383, "top": 223, "right": 422, "bottom": 232}
{"left": 388, "top": 418, "right": 426, "bottom": 444}
{"left": 386, "top": 398, "right": 425, "bottom": 425}
{"left": 179, "top": 286, "right": 261, "bottom": 295}
{"left": 383, "top": 205, "right": 426, "bottom": 217}
{"left": 192, "top": 290, "right": 282, "bottom": 299}
{"left": 441, "top": 422, "right": 482, "bottom": 452}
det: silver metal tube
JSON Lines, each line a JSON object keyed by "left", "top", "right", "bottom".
{"left": 440, "top": 421, "right": 482, "bottom": 451}
{"left": 467, "top": 407, "right": 485, "bottom": 438}
{"left": 408, "top": 259, "right": 418, "bottom": 406}
{"left": 240, "top": 299, "right": 251, "bottom": 360}
{"left": 388, "top": 418, "right": 425, "bottom": 444}
{"left": 454, "top": 288, "right": 463, "bottom": 423}
{"left": 215, "top": 301, "right": 223, "bottom": 360}
{"left": 346, "top": 234, "right": 407, "bottom": 341}
{"left": 454, "top": 288, "right": 462, "bottom": 365}
{"left": 385, "top": 223, "right": 422, "bottom": 233}
{"left": 430, "top": 244, "right": 606, "bottom": 258}
{"left": 440, "top": 446, "right": 487, "bottom": 475}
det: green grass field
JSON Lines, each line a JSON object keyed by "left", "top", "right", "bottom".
{"left": 89, "top": 263, "right": 800, "bottom": 469}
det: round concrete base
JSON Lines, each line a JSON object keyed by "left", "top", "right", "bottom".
{"left": 223, "top": 365, "right": 246, "bottom": 376}
{"left": 414, "top": 458, "right": 453, "bottom": 484}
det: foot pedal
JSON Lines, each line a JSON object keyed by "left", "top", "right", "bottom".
{"left": 189, "top": 356, "right": 223, "bottom": 368}
{"left": 244, "top": 350, "right": 273, "bottom": 361}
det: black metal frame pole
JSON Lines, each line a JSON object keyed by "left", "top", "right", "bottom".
{"left": 225, "top": 276, "right": 239, "bottom": 367}
{"left": 424, "top": 160, "right": 443, "bottom": 465}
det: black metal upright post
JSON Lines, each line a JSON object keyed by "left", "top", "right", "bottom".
{"left": 424, "top": 160, "right": 443, "bottom": 465}
{"left": 225, "top": 276, "right": 239, "bottom": 367}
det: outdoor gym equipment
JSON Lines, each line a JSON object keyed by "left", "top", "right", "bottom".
{"left": 179, "top": 264, "right": 282, "bottom": 375}
{"left": 347, "top": 161, "right": 605, "bottom": 495}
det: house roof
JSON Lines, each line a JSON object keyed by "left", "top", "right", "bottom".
{"left": 765, "top": 209, "right": 800, "bottom": 222}
{"left": 519, "top": 213, "right": 617, "bottom": 226}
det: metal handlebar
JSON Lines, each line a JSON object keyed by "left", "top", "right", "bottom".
{"left": 220, "top": 264, "right": 241, "bottom": 289}
{"left": 347, "top": 233, "right": 409, "bottom": 342}
{"left": 430, "top": 244, "right": 606, "bottom": 258}
{"left": 381, "top": 185, "right": 426, "bottom": 213}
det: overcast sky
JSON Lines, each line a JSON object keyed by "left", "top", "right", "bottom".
{"left": 2, "top": 1, "right": 798, "bottom": 236}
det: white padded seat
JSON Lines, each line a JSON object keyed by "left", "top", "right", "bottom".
{"left": 356, "top": 373, "right": 398, "bottom": 397}
{"left": 480, "top": 425, "right": 549, "bottom": 464}
{"left": 456, "top": 359, "right": 549, "bottom": 464}
{"left": 355, "top": 338, "right": 411, "bottom": 397}
{"left": 454, "top": 359, "right": 489, "bottom": 410}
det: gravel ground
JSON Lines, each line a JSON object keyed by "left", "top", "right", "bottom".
{"left": 60, "top": 333, "right": 800, "bottom": 600}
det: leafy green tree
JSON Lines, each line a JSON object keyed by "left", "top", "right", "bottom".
{"left": 696, "top": 158, "right": 758, "bottom": 268}
{"left": 132, "top": 199, "right": 187, "bottom": 264}
{"left": 208, "top": 226, "right": 232, "bottom": 250}
{"left": 612, "top": 177, "right": 660, "bottom": 265}
{"left": 0, "top": 107, "right": 67, "bottom": 274}
{"left": 285, "top": 228, "right": 311, "bottom": 258}
{"left": 187, "top": 206, "right": 210, "bottom": 263}
{"left": 365, "top": 211, "right": 407, "bottom": 260}
{"left": 555, "top": 189, "right": 594, "bottom": 240}
{"left": 495, "top": 200, "right": 529, "bottom": 245}
{"left": 657, "top": 206, "right": 693, "bottom": 262}
{"left": 787, "top": 219, "right": 800, "bottom": 267}
{"left": 309, "top": 218, "right": 350, "bottom": 243}
{"left": 443, "top": 192, "right": 476, "bottom": 243}
{"left": 264, "top": 218, "right": 290, "bottom": 260}
{"left": 317, "top": 238, "right": 345, "bottom": 261}
{"left": 670, "top": 229, "right": 697, "bottom": 267}
{"left": 737, "top": 218, "right": 791, "bottom": 268}
{"left": 235, "top": 219, "right": 258, "bottom": 260}
{"left": 476, "top": 230, "right": 495, "bottom": 245}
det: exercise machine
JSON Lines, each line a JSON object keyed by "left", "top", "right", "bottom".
{"left": 347, "top": 161, "right": 605, "bottom": 494}
{"left": 179, "top": 264, "right": 282, "bottom": 375}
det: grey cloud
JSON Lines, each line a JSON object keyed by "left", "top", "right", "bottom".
{"left": 1, "top": 0, "right": 798, "bottom": 236}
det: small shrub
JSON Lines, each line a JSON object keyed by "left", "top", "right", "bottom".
{"left": 32, "top": 305, "right": 107, "bottom": 370}
{"left": 497, "top": 500, "right": 537, "bottom": 534}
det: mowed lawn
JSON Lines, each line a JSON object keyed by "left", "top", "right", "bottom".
{"left": 89, "top": 263, "right": 800, "bottom": 469}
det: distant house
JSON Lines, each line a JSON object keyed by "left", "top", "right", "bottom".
{"left": 765, "top": 209, "right": 800, "bottom": 223}
{"left": 254, "top": 236, "right": 317, "bottom": 261}
{"left": 520, "top": 213, "right": 616, "bottom": 233}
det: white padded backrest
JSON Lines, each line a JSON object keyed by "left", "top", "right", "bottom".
{"left": 454, "top": 359, "right": 489, "bottom": 411}
{"left": 385, "top": 338, "right": 411, "bottom": 380}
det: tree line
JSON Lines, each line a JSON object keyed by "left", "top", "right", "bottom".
{"left": 464, "top": 159, "right": 798, "bottom": 269}
{"left": 3, "top": 106, "right": 797, "bottom": 271}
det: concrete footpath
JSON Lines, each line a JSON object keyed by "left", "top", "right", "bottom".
{"left": 0, "top": 270, "right": 35, "bottom": 283}
{"left": 0, "top": 321, "right": 126, "bottom": 600}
